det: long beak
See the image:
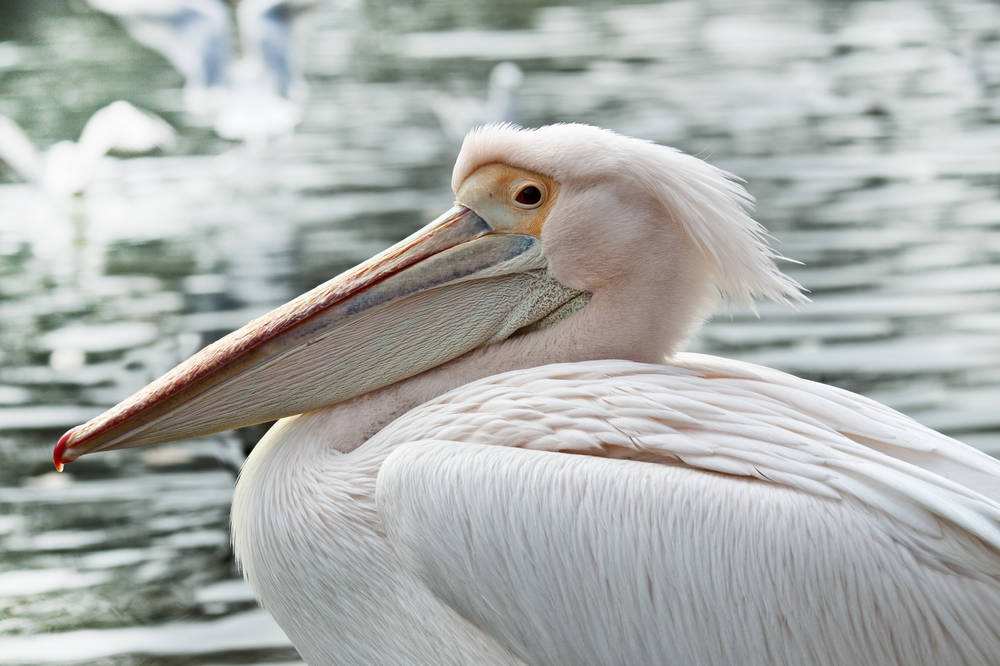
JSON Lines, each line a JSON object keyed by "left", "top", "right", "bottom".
{"left": 55, "top": 205, "right": 579, "bottom": 470}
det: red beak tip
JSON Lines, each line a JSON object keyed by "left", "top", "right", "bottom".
{"left": 53, "top": 430, "right": 73, "bottom": 472}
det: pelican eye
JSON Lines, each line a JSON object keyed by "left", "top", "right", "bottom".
{"left": 512, "top": 183, "right": 545, "bottom": 209}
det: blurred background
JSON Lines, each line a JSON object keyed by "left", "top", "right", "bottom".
{"left": 1, "top": 0, "right": 999, "bottom": 663}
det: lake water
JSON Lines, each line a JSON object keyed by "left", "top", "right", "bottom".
{"left": 1, "top": 0, "right": 999, "bottom": 663}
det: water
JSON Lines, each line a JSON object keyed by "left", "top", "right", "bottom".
{"left": 1, "top": 0, "right": 999, "bottom": 662}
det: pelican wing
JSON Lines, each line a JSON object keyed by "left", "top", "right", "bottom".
{"left": 0, "top": 114, "right": 41, "bottom": 182}
{"left": 87, "top": 0, "right": 232, "bottom": 90}
{"left": 378, "top": 442, "right": 1000, "bottom": 665}
{"left": 373, "top": 358, "right": 1000, "bottom": 664}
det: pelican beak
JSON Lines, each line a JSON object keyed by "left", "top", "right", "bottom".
{"left": 54, "top": 204, "right": 580, "bottom": 470}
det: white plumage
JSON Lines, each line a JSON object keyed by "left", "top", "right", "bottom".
{"left": 233, "top": 357, "right": 1000, "bottom": 664}
{"left": 57, "top": 124, "right": 1000, "bottom": 665}
{"left": 451, "top": 123, "right": 804, "bottom": 306}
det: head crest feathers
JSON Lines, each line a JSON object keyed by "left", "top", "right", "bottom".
{"left": 453, "top": 123, "right": 806, "bottom": 307}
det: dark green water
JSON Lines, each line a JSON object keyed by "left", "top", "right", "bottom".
{"left": 1, "top": 0, "right": 999, "bottom": 663}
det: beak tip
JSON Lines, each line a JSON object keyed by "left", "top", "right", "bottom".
{"left": 53, "top": 430, "right": 73, "bottom": 472}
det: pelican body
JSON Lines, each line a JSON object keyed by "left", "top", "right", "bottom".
{"left": 54, "top": 124, "right": 1000, "bottom": 665}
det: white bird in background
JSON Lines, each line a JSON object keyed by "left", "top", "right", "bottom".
{"left": 0, "top": 101, "right": 175, "bottom": 197}
{"left": 55, "top": 124, "right": 1000, "bottom": 665}
{"left": 430, "top": 61, "right": 524, "bottom": 143}
{"left": 86, "top": 0, "right": 314, "bottom": 141}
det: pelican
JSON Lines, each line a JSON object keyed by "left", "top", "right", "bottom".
{"left": 0, "top": 101, "right": 175, "bottom": 197}
{"left": 54, "top": 124, "right": 1000, "bottom": 665}
{"left": 87, "top": 0, "right": 313, "bottom": 140}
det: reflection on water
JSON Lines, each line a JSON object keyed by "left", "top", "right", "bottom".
{"left": 2, "top": 0, "right": 1000, "bottom": 662}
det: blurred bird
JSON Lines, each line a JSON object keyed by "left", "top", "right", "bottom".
{"left": 0, "top": 101, "right": 175, "bottom": 197}
{"left": 86, "top": 0, "right": 314, "bottom": 141}
{"left": 430, "top": 61, "right": 524, "bottom": 143}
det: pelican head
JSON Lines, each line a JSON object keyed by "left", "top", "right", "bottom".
{"left": 54, "top": 123, "right": 802, "bottom": 467}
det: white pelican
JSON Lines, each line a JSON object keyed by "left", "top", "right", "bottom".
{"left": 87, "top": 0, "right": 313, "bottom": 140}
{"left": 0, "top": 101, "right": 175, "bottom": 197}
{"left": 54, "top": 124, "right": 1000, "bottom": 665}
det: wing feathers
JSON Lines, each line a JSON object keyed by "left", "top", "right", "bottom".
{"left": 373, "top": 356, "right": 1000, "bottom": 574}
{"left": 376, "top": 441, "right": 1000, "bottom": 665}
